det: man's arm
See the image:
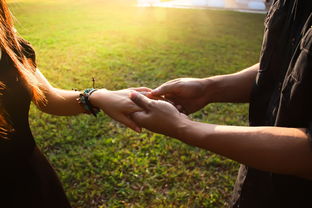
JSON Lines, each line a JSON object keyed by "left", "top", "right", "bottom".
{"left": 150, "top": 63, "right": 259, "bottom": 114}
{"left": 130, "top": 93, "right": 312, "bottom": 180}
{"left": 202, "top": 63, "right": 258, "bottom": 103}
{"left": 179, "top": 121, "right": 312, "bottom": 179}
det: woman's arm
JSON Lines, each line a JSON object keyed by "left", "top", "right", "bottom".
{"left": 34, "top": 69, "right": 142, "bottom": 132}
{"left": 34, "top": 69, "right": 85, "bottom": 116}
{"left": 130, "top": 92, "right": 312, "bottom": 180}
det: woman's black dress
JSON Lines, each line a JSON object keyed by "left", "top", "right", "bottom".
{"left": 0, "top": 39, "right": 72, "bottom": 208}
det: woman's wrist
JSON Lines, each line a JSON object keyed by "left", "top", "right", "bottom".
{"left": 88, "top": 88, "right": 109, "bottom": 109}
{"left": 77, "top": 88, "right": 101, "bottom": 116}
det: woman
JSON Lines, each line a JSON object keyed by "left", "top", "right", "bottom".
{"left": 0, "top": 0, "right": 143, "bottom": 207}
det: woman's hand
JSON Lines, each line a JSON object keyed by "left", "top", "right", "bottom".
{"left": 129, "top": 92, "right": 189, "bottom": 137}
{"left": 151, "top": 78, "right": 211, "bottom": 114}
{"left": 89, "top": 89, "right": 143, "bottom": 132}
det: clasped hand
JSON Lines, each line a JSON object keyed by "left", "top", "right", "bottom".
{"left": 129, "top": 78, "right": 210, "bottom": 136}
{"left": 89, "top": 78, "right": 209, "bottom": 136}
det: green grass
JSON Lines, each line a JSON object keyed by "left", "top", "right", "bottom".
{"left": 10, "top": 0, "right": 264, "bottom": 207}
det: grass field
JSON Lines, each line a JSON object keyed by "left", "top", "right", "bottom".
{"left": 10, "top": 0, "right": 264, "bottom": 207}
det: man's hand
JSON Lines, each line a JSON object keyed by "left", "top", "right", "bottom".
{"left": 89, "top": 89, "right": 143, "bottom": 132}
{"left": 151, "top": 78, "right": 210, "bottom": 114}
{"left": 130, "top": 92, "right": 189, "bottom": 137}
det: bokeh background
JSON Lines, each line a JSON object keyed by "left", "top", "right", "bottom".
{"left": 10, "top": 0, "right": 264, "bottom": 207}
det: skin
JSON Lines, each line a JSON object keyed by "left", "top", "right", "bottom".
{"left": 34, "top": 69, "right": 143, "bottom": 132}
{"left": 130, "top": 63, "right": 312, "bottom": 180}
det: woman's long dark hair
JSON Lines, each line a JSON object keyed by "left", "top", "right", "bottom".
{"left": 0, "top": 0, "right": 45, "bottom": 135}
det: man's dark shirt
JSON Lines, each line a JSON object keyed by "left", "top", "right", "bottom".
{"left": 231, "top": 0, "right": 312, "bottom": 207}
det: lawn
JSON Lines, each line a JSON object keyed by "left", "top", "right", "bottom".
{"left": 10, "top": 0, "right": 264, "bottom": 207}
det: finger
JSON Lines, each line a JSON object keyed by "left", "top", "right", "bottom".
{"left": 151, "top": 84, "right": 174, "bottom": 96}
{"left": 128, "top": 87, "right": 154, "bottom": 99}
{"left": 129, "top": 87, "right": 153, "bottom": 92}
{"left": 152, "top": 79, "right": 181, "bottom": 96}
{"left": 129, "top": 92, "right": 152, "bottom": 111}
{"left": 130, "top": 111, "right": 148, "bottom": 125}
{"left": 147, "top": 94, "right": 165, "bottom": 100}
{"left": 117, "top": 114, "right": 142, "bottom": 133}
{"left": 127, "top": 102, "right": 144, "bottom": 113}
{"left": 138, "top": 91, "right": 152, "bottom": 97}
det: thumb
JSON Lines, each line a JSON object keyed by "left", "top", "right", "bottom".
{"left": 129, "top": 92, "right": 152, "bottom": 111}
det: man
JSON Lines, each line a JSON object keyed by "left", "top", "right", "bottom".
{"left": 130, "top": 0, "right": 312, "bottom": 207}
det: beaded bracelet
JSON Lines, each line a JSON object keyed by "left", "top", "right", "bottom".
{"left": 77, "top": 88, "right": 100, "bottom": 117}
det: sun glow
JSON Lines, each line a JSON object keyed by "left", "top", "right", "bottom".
{"left": 137, "top": 0, "right": 161, "bottom": 7}
{"left": 137, "top": 0, "right": 267, "bottom": 11}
